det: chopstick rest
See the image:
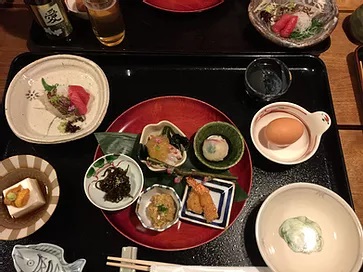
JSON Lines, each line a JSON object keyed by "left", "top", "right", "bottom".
{"left": 119, "top": 247, "right": 138, "bottom": 272}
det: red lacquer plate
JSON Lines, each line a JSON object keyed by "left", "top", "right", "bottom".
{"left": 143, "top": 0, "right": 224, "bottom": 13}
{"left": 94, "top": 96, "right": 252, "bottom": 251}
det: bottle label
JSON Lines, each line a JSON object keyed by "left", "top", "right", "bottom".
{"left": 38, "top": 3, "right": 64, "bottom": 27}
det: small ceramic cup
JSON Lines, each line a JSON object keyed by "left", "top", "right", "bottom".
{"left": 250, "top": 102, "right": 331, "bottom": 165}
{"left": 245, "top": 58, "right": 292, "bottom": 102}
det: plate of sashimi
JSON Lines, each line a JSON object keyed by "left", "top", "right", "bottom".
{"left": 4, "top": 54, "right": 109, "bottom": 144}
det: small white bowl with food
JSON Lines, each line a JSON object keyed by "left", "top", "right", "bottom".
{"left": 135, "top": 184, "right": 181, "bottom": 232}
{"left": 139, "top": 120, "right": 189, "bottom": 172}
{"left": 250, "top": 102, "right": 331, "bottom": 165}
{"left": 84, "top": 153, "right": 144, "bottom": 211}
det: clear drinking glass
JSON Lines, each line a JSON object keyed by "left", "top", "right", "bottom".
{"left": 84, "top": 0, "right": 125, "bottom": 47}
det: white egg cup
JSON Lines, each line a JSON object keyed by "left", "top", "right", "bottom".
{"left": 250, "top": 102, "right": 331, "bottom": 165}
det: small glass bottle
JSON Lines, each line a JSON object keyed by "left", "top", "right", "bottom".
{"left": 24, "top": 0, "right": 73, "bottom": 40}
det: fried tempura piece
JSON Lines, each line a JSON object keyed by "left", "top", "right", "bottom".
{"left": 187, "top": 190, "right": 203, "bottom": 214}
{"left": 199, "top": 192, "right": 218, "bottom": 222}
{"left": 186, "top": 177, "right": 218, "bottom": 223}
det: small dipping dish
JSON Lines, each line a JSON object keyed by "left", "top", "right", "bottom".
{"left": 250, "top": 102, "right": 331, "bottom": 165}
{"left": 245, "top": 58, "right": 292, "bottom": 102}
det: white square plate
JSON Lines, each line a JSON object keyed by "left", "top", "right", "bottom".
{"left": 180, "top": 178, "right": 235, "bottom": 229}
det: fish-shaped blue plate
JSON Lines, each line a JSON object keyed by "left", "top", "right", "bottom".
{"left": 12, "top": 243, "right": 86, "bottom": 272}
{"left": 180, "top": 178, "right": 235, "bottom": 229}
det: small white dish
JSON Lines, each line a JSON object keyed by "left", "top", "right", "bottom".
{"left": 0, "top": 155, "right": 60, "bottom": 241}
{"left": 250, "top": 102, "right": 331, "bottom": 165}
{"left": 12, "top": 243, "right": 86, "bottom": 272}
{"left": 255, "top": 182, "right": 363, "bottom": 272}
{"left": 139, "top": 120, "right": 188, "bottom": 172}
{"left": 84, "top": 154, "right": 144, "bottom": 211}
{"left": 180, "top": 178, "right": 235, "bottom": 229}
{"left": 5, "top": 54, "right": 109, "bottom": 144}
{"left": 135, "top": 184, "right": 181, "bottom": 232}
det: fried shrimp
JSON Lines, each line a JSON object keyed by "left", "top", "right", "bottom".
{"left": 186, "top": 190, "right": 203, "bottom": 214}
{"left": 186, "top": 177, "right": 218, "bottom": 222}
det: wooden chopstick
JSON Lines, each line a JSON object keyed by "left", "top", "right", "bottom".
{"left": 106, "top": 261, "right": 150, "bottom": 271}
{"left": 106, "top": 256, "right": 176, "bottom": 271}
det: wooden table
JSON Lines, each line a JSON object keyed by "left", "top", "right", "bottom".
{"left": 1, "top": 1, "right": 362, "bottom": 226}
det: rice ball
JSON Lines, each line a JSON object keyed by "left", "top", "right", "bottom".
{"left": 202, "top": 135, "right": 229, "bottom": 161}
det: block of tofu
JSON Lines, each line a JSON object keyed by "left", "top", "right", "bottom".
{"left": 3, "top": 178, "right": 46, "bottom": 218}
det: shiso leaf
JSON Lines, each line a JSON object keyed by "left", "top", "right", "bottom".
{"left": 41, "top": 78, "right": 58, "bottom": 92}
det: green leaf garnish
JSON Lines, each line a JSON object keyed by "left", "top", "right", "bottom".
{"left": 290, "top": 19, "right": 323, "bottom": 41}
{"left": 41, "top": 78, "right": 58, "bottom": 92}
{"left": 157, "top": 204, "right": 168, "bottom": 213}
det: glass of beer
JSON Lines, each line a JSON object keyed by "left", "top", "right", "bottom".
{"left": 84, "top": 0, "right": 125, "bottom": 46}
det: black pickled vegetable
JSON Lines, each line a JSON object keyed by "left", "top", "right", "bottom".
{"left": 96, "top": 166, "right": 132, "bottom": 202}
{"left": 161, "top": 126, "right": 190, "bottom": 151}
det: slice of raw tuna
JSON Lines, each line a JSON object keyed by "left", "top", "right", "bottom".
{"left": 68, "top": 85, "right": 90, "bottom": 115}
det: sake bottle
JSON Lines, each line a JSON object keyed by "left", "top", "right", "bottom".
{"left": 24, "top": 0, "right": 73, "bottom": 40}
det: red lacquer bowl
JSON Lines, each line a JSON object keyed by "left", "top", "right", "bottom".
{"left": 94, "top": 96, "right": 253, "bottom": 251}
{"left": 143, "top": 0, "right": 224, "bottom": 13}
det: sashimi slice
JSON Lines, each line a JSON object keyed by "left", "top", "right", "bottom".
{"left": 68, "top": 85, "right": 90, "bottom": 115}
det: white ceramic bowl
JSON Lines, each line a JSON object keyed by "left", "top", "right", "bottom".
{"left": 250, "top": 102, "right": 331, "bottom": 165}
{"left": 256, "top": 183, "right": 363, "bottom": 272}
{"left": 135, "top": 184, "right": 181, "bottom": 232}
{"left": 84, "top": 154, "right": 144, "bottom": 211}
{"left": 139, "top": 120, "right": 188, "bottom": 172}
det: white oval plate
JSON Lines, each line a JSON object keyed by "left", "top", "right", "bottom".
{"left": 84, "top": 154, "right": 144, "bottom": 211}
{"left": 5, "top": 54, "right": 109, "bottom": 144}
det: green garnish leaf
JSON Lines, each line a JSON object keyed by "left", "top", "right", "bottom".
{"left": 290, "top": 19, "right": 323, "bottom": 41}
{"left": 157, "top": 204, "right": 168, "bottom": 213}
{"left": 41, "top": 78, "right": 58, "bottom": 92}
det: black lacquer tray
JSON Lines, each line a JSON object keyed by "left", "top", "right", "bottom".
{"left": 27, "top": 0, "right": 330, "bottom": 55}
{"left": 0, "top": 52, "right": 352, "bottom": 271}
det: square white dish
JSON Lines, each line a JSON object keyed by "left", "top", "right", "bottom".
{"left": 180, "top": 178, "right": 235, "bottom": 229}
